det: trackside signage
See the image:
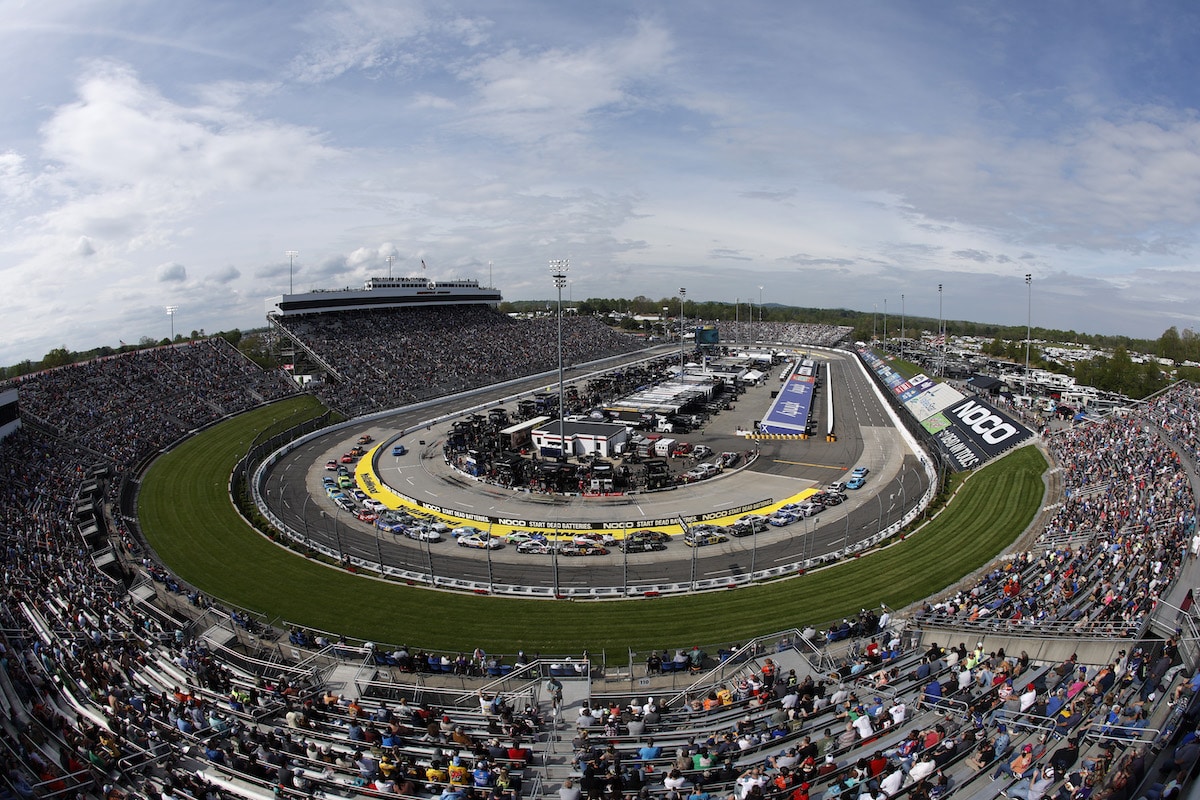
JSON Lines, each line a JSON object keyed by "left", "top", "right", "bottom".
{"left": 921, "top": 397, "right": 1033, "bottom": 469}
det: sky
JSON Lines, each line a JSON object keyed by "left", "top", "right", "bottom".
{"left": 4, "top": 1, "right": 1200, "bottom": 364}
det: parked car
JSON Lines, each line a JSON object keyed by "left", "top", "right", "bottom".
{"left": 691, "top": 445, "right": 713, "bottom": 459}
{"left": 719, "top": 451, "right": 742, "bottom": 468}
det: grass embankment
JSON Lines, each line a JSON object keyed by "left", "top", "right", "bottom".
{"left": 139, "top": 400, "right": 1047, "bottom": 657}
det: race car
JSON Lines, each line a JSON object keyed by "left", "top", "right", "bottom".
{"left": 561, "top": 542, "right": 610, "bottom": 557}
{"left": 458, "top": 533, "right": 503, "bottom": 550}
{"left": 620, "top": 537, "right": 667, "bottom": 553}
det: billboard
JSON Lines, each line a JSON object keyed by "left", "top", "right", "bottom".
{"left": 904, "top": 382, "right": 964, "bottom": 420}
{"left": 921, "top": 397, "right": 1033, "bottom": 469}
{"left": 761, "top": 376, "right": 815, "bottom": 434}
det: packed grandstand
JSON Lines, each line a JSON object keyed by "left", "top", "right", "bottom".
{"left": 0, "top": 303, "right": 1199, "bottom": 800}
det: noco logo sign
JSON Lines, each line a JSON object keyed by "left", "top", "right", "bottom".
{"left": 942, "top": 398, "right": 1032, "bottom": 459}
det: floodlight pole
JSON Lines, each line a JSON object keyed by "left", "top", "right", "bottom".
{"left": 679, "top": 288, "right": 687, "bottom": 376}
{"left": 550, "top": 259, "right": 570, "bottom": 462}
{"left": 285, "top": 250, "right": 299, "bottom": 294}
{"left": 1025, "top": 274, "right": 1033, "bottom": 390}
{"left": 937, "top": 283, "right": 944, "bottom": 377}
{"left": 758, "top": 285, "right": 764, "bottom": 344}
{"left": 901, "top": 294, "right": 906, "bottom": 361}
{"left": 165, "top": 305, "right": 178, "bottom": 340}
{"left": 883, "top": 299, "right": 887, "bottom": 346}
{"left": 386, "top": 255, "right": 395, "bottom": 279}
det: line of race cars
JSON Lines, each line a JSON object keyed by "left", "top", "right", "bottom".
{"left": 320, "top": 428, "right": 871, "bottom": 557}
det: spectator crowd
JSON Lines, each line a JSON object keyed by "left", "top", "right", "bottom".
{"left": 276, "top": 306, "right": 644, "bottom": 418}
{"left": 0, "top": 322, "right": 1196, "bottom": 800}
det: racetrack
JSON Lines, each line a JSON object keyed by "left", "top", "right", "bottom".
{"left": 261, "top": 348, "right": 932, "bottom": 591}
{"left": 136, "top": 346, "right": 1049, "bottom": 655}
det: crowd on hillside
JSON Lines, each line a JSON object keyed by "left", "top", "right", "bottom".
{"left": 6, "top": 339, "right": 297, "bottom": 471}
{"left": 277, "top": 306, "right": 645, "bottom": 417}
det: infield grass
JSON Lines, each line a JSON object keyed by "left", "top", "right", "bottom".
{"left": 139, "top": 397, "right": 1048, "bottom": 657}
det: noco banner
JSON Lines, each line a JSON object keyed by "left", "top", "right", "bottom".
{"left": 859, "top": 348, "right": 1032, "bottom": 471}
{"left": 921, "top": 398, "right": 1033, "bottom": 469}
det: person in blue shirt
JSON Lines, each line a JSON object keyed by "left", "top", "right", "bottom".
{"left": 638, "top": 739, "right": 662, "bottom": 762}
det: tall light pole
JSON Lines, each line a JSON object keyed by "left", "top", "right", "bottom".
{"left": 679, "top": 288, "right": 687, "bottom": 376}
{"left": 550, "top": 260, "right": 569, "bottom": 462}
{"left": 386, "top": 254, "right": 395, "bottom": 279}
{"left": 883, "top": 299, "right": 888, "bottom": 346}
{"left": 285, "top": 250, "right": 299, "bottom": 294}
{"left": 901, "top": 294, "right": 906, "bottom": 361}
{"left": 937, "top": 283, "right": 944, "bottom": 377}
{"left": 165, "top": 305, "right": 178, "bottom": 341}
{"left": 758, "top": 285, "right": 764, "bottom": 344}
{"left": 735, "top": 298, "right": 739, "bottom": 345}
{"left": 873, "top": 303, "right": 877, "bottom": 342}
{"left": 1025, "top": 274, "right": 1033, "bottom": 388}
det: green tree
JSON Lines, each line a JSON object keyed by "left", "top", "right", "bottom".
{"left": 41, "top": 346, "right": 72, "bottom": 369}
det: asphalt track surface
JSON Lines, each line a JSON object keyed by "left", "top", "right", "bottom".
{"left": 262, "top": 346, "right": 929, "bottom": 592}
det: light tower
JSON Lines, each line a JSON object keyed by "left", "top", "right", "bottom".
{"left": 285, "top": 250, "right": 299, "bottom": 294}
{"left": 550, "top": 259, "right": 570, "bottom": 461}
{"left": 937, "top": 283, "right": 944, "bottom": 377}
{"left": 679, "top": 287, "right": 687, "bottom": 375}
{"left": 165, "top": 305, "right": 178, "bottom": 340}
{"left": 386, "top": 254, "right": 395, "bottom": 279}
{"left": 1025, "top": 274, "right": 1033, "bottom": 387}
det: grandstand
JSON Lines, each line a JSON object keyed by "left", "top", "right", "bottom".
{"left": 0, "top": 321, "right": 1199, "bottom": 800}
{"left": 270, "top": 304, "right": 644, "bottom": 418}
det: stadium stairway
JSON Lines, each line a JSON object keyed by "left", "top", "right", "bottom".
{"left": 538, "top": 676, "right": 592, "bottom": 794}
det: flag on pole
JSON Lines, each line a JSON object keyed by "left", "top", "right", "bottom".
{"left": 421, "top": 259, "right": 426, "bottom": 271}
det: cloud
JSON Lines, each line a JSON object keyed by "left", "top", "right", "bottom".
{"left": 210, "top": 265, "right": 240, "bottom": 284}
{"left": 709, "top": 248, "right": 751, "bottom": 261}
{"left": 288, "top": 0, "right": 433, "bottom": 83}
{"left": 453, "top": 18, "right": 675, "bottom": 146}
{"left": 74, "top": 236, "right": 94, "bottom": 257}
{"left": 156, "top": 262, "right": 186, "bottom": 282}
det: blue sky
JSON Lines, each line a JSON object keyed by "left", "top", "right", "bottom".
{"left": 3, "top": 1, "right": 1200, "bottom": 364}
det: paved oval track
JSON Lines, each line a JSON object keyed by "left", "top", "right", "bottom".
{"left": 261, "top": 346, "right": 929, "bottom": 592}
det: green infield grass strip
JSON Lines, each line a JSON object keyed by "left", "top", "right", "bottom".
{"left": 139, "top": 401, "right": 1047, "bottom": 657}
